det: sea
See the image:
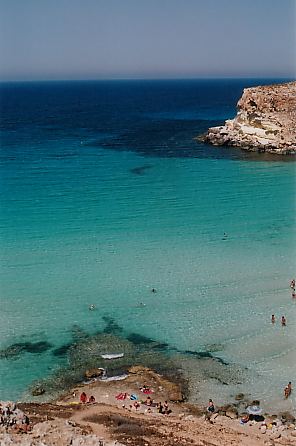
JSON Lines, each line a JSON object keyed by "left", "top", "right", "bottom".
{"left": 0, "top": 79, "right": 295, "bottom": 414}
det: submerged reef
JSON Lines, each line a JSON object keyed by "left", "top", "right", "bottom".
{"left": 22, "top": 316, "right": 246, "bottom": 402}
{"left": 1, "top": 315, "right": 247, "bottom": 403}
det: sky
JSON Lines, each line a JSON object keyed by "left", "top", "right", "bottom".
{"left": 0, "top": 0, "right": 295, "bottom": 81}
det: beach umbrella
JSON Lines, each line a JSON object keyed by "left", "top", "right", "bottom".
{"left": 247, "top": 405, "right": 263, "bottom": 415}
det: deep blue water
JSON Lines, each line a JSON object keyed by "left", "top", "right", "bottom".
{"left": 2, "top": 78, "right": 292, "bottom": 160}
{"left": 0, "top": 79, "right": 295, "bottom": 410}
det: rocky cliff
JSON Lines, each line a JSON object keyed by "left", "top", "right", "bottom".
{"left": 203, "top": 81, "right": 296, "bottom": 154}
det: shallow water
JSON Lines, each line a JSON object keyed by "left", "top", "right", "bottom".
{"left": 0, "top": 79, "right": 295, "bottom": 413}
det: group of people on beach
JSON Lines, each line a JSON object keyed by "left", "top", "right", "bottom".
{"left": 79, "top": 392, "right": 96, "bottom": 404}
{"left": 140, "top": 395, "right": 171, "bottom": 415}
{"left": 126, "top": 396, "right": 171, "bottom": 415}
{"left": 79, "top": 384, "right": 172, "bottom": 415}
{"left": 115, "top": 384, "right": 172, "bottom": 415}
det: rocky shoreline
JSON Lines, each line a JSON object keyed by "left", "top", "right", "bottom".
{"left": 1, "top": 366, "right": 296, "bottom": 445}
{"left": 202, "top": 81, "right": 296, "bottom": 155}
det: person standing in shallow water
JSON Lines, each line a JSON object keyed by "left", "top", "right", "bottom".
{"left": 271, "top": 315, "right": 275, "bottom": 324}
{"left": 284, "top": 382, "right": 292, "bottom": 398}
{"left": 281, "top": 316, "right": 286, "bottom": 326}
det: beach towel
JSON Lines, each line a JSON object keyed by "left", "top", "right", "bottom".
{"left": 115, "top": 392, "right": 127, "bottom": 400}
{"left": 130, "top": 394, "right": 137, "bottom": 400}
{"left": 142, "top": 389, "right": 153, "bottom": 394}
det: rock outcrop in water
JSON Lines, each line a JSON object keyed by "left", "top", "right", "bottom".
{"left": 203, "top": 81, "right": 296, "bottom": 154}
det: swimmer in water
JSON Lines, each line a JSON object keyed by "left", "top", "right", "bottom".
{"left": 151, "top": 288, "right": 157, "bottom": 293}
{"left": 290, "top": 279, "right": 295, "bottom": 290}
{"left": 89, "top": 304, "right": 96, "bottom": 311}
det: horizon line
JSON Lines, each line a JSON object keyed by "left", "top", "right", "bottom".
{"left": 0, "top": 76, "right": 295, "bottom": 84}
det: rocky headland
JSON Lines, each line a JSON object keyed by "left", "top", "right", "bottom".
{"left": 203, "top": 81, "right": 296, "bottom": 154}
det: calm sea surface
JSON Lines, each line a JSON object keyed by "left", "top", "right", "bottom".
{"left": 0, "top": 80, "right": 295, "bottom": 412}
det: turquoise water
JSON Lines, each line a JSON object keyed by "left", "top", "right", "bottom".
{"left": 0, "top": 80, "right": 295, "bottom": 413}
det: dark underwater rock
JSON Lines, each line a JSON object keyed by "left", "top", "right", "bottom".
{"left": 52, "top": 343, "right": 73, "bottom": 357}
{"left": 102, "top": 316, "right": 123, "bottom": 335}
{"left": 130, "top": 164, "right": 153, "bottom": 175}
{"left": 0, "top": 341, "right": 52, "bottom": 359}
